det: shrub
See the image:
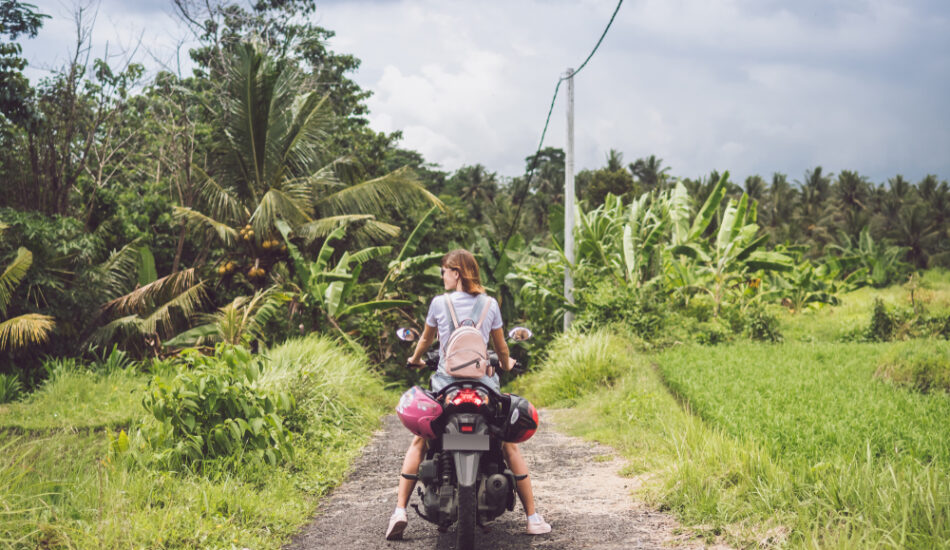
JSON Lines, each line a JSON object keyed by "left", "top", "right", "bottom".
{"left": 874, "top": 341, "right": 950, "bottom": 394}
{"left": 138, "top": 345, "right": 294, "bottom": 469}
{"left": 695, "top": 318, "right": 731, "bottom": 345}
{"left": 0, "top": 373, "right": 23, "bottom": 403}
{"left": 575, "top": 278, "right": 666, "bottom": 340}
{"left": 865, "top": 298, "right": 896, "bottom": 342}
{"left": 744, "top": 306, "right": 784, "bottom": 343}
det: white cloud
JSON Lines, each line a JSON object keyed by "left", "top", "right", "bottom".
{"left": 19, "top": 0, "right": 950, "bottom": 184}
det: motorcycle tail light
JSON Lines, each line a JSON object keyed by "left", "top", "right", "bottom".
{"left": 450, "top": 388, "right": 488, "bottom": 407}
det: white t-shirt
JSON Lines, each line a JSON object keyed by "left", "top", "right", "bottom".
{"left": 425, "top": 291, "right": 503, "bottom": 373}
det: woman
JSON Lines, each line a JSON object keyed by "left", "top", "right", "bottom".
{"left": 386, "top": 249, "right": 551, "bottom": 540}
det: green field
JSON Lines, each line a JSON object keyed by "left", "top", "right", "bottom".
{"left": 514, "top": 279, "right": 950, "bottom": 549}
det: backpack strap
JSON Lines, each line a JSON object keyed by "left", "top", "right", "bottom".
{"left": 444, "top": 293, "right": 490, "bottom": 330}
{"left": 443, "top": 293, "right": 460, "bottom": 330}
{"left": 473, "top": 294, "right": 491, "bottom": 329}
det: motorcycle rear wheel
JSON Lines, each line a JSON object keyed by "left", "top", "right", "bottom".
{"left": 456, "top": 484, "right": 476, "bottom": 550}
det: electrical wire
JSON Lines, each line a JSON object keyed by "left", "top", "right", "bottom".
{"left": 501, "top": 0, "right": 624, "bottom": 252}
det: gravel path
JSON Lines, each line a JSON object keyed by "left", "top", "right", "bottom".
{"left": 286, "top": 410, "right": 713, "bottom": 550}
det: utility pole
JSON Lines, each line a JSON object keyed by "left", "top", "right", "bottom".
{"left": 563, "top": 67, "right": 575, "bottom": 330}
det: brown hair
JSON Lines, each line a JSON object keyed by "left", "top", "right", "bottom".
{"left": 442, "top": 249, "right": 485, "bottom": 294}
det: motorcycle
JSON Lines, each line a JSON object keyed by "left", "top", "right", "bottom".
{"left": 394, "top": 327, "right": 538, "bottom": 550}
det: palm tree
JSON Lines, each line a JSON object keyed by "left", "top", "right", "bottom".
{"left": 832, "top": 170, "right": 870, "bottom": 242}
{"left": 629, "top": 155, "right": 671, "bottom": 191}
{"left": 605, "top": 149, "right": 624, "bottom": 172}
{"left": 450, "top": 164, "right": 498, "bottom": 223}
{"left": 0, "top": 246, "right": 55, "bottom": 352}
{"left": 176, "top": 42, "right": 441, "bottom": 277}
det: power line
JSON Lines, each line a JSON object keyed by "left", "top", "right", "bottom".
{"left": 502, "top": 0, "right": 624, "bottom": 251}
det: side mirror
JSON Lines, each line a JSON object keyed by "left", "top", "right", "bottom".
{"left": 507, "top": 327, "right": 533, "bottom": 342}
{"left": 396, "top": 327, "right": 420, "bottom": 342}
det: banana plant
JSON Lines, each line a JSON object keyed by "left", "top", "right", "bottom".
{"left": 276, "top": 221, "right": 410, "bottom": 347}
{"left": 826, "top": 226, "right": 909, "bottom": 288}
{"left": 574, "top": 189, "right": 673, "bottom": 287}
{"left": 669, "top": 172, "right": 793, "bottom": 316}
{"left": 375, "top": 206, "right": 444, "bottom": 301}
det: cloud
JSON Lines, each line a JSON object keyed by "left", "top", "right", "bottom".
{"left": 19, "top": 0, "right": 950, "bottom": 183}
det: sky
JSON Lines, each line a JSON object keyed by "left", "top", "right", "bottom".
{"left": 20, "top": 0, "right": 950, "bottom": 185}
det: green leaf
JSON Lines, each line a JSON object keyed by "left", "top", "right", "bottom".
{"left": 137, "top": 247, "right": 157, "bottom": 286}
{"left": 689, "top": 171, "right": 729, "bottom": 241}
{"left": 339, "top": 299, "right": 412, "bottom": 317}
{"left": 395, "top": 206, "right": 439, "bottom": 263}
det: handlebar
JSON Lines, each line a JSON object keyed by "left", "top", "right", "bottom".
{"left": 406, "top": 351, "right": 520, "bottom": 372}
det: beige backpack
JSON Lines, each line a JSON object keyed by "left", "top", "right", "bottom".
{"left": 443, "top": 293, "right": 492, "bottom": 378}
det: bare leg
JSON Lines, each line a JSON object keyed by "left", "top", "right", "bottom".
{"left": 502, "top": 442, "right": 536, "bottom": 516}
{"left": 397, "top": 435, "right": 427, "bottom": 508}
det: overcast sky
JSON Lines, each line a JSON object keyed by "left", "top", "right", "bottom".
{"left": 21, "top": 0, "right": 950, "bottom": 185}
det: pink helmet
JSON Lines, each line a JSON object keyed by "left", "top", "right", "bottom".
{"left": 396, "top": 386, "right": 443, "bottom": 439}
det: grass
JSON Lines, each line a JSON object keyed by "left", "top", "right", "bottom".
{"left": 0, "top": 334, "right": 394, "bottom": 549}
{"left": 0, "top": 369, "right": 146, "bottom": 431}
{"left": 515, "top": 328, "right": 950, "bottom": 549}
{"left": 780, "top": 268, "right": 950, "bottom": 343}
{"left": 509, "top": 329, "right": 634, "bottom": 405}
{"left": 659, "top": 342, "right": 950, "bottom": 548}
{"left": 874, "top": 339, "right": 950, "bottom": 393}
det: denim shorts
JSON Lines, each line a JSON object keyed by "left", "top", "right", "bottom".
{"left": 430, "top": 370, "right": 500, "bottom": 393}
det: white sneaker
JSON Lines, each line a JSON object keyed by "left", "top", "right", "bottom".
{"left": 526, "top": 513, "right": 551, "bottom": 535}
{"left": 385, "top": 509, "right": 408, "bottom": 540}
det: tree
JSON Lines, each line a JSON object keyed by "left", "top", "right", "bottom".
{"left": 628, "top": 154, "right": 670, "bottom": 191}
{"left": 176, "top": 42, "right": 441, "bottom": 288}
{"left": 831, "top": 170, "right": 870, "bottom": 242}
{"left": 0, "top": 0, "right": 47, "bottom": 124}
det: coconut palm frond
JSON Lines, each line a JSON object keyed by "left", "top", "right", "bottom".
{"left": 88, "top": 315, "right": 145, "bottom": 347}
{"left": 294, "top": 215, "right": 370, "bottom": 242}
{"left": 97, "top": 239, "right": 145, "bottom": 302}
{"left": 247, "top": 290, "right": 289, "bottom": 338}
{"left": 250, "top": 188, "right": 314, "bottom": 235}
{"left": 304, "top": 161, "right": 344, "bottom": 190}
{"left": 0, "top": 313, "right": 55, "bottom": 351}
{"left": 316, "top": 166, "right": 443, "bottom": 219}
{"left": 0, "top": 248, "right": 32, "bottom": 315}
{"left": 225, "top": 43, "right": 272, "bottom": 198}
{"left": 104, "top": 268, "right": 198, "bottom": 316}
{"left": 276, "top": 91, "right": 333, "bottom": 179}
{"left": 193, "top": 164, "right": 244, "bottom": 222}
{"left": 174, "top": 206, "right": 240, "bottom": 246}
{"left": 140, "top": 280, "right": 207, "bottom": 337}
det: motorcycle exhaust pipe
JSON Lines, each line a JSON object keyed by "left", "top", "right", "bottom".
{"left": 484, "top": 474, "right": 508, "bottom": 503}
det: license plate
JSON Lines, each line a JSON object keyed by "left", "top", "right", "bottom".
{"left": 443, "top": 433, "right": 490, "bottom": 451}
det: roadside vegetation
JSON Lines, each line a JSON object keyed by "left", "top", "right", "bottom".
{"left": 514, "top": 276, "right": 950, "bottom": 549}
{"left": 2, "top": 0, "right": 950, "bottom": 548}
{"left": 0, "top": 335, "right": 390, "bottom": 549}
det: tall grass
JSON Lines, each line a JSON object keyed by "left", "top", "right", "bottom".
{"left": 516, "top": 331, "right": 950, "bottom": 548}
{"left": 658, "top": 342, "right": 950, "bottom": 548}
{"left": 509, "top": 329, "right": 633, "bottom": 405}
{"left": 0, "top": 368, "right": 146, "bottom": 431}
{"left": 0, "top": 334, "right": 393, "bottom": 549}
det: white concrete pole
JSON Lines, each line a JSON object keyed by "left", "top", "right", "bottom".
{"left": 564, "top": 68, "right": 575, "bottom": 331}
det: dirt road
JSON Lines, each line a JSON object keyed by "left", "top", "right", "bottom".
{"left": 286, "top": 411, "right": 709, "bottom": 550}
